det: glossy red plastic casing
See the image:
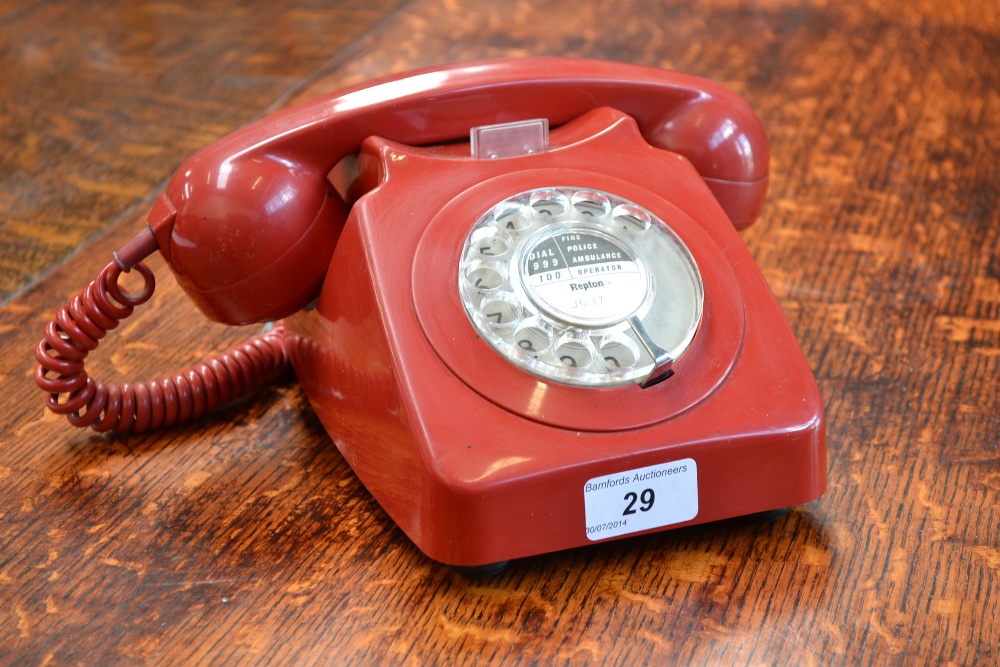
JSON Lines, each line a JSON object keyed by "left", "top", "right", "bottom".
{"left": 285, "top": 108, "right": 825, "bottom": 567}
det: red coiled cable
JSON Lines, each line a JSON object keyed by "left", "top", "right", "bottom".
{"left": 34, "top": 255, "right": 291, "bottom": 434}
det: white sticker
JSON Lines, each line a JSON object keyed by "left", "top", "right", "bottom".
{"left": 583, "top": 459, "right": 698, "bottom": 541}
{"left": 521, "top": 230, "right": 646, "bottom": 326}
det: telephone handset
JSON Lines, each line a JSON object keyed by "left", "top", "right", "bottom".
{"left": 36, "top": 58, "right": 825, "bottom": 571}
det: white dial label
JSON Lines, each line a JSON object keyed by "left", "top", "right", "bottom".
{"left": 583, "top": 459, "right": 698, "bottom": 540}
{"left": 522, "top": 230, "right": 645, "bottom": 326}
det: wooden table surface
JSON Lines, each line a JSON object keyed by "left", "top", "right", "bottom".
{"left": 2, "top": 0, "right": 998, "bottom": 664}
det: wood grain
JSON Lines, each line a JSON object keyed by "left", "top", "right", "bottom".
{"left": 0, "top": 0, "right": 407, "bottom": 300}
{"left": 2, "top": 0, "right": 998, "bottom": 664}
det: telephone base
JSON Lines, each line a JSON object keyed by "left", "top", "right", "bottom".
{"left": 286, "top": 105, "right": 825, "bottom": 569}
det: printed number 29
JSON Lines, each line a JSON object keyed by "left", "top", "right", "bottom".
{"left": 623, "top": 488, "right": 655, "bottom": 515}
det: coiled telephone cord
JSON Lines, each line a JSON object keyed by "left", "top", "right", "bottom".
{"left": 34, "top": 254, "right": 290, "bottom": 434}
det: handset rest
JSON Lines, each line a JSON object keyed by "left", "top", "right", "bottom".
{"left": 149, "top": 58, "right": 769, "bottom": 325}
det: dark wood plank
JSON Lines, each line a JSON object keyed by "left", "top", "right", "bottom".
{"left": 2, "top": 0, "right": 998, "bottom": 664}
{"left": 0, "top": 0, "right": 407, "bottom": 300}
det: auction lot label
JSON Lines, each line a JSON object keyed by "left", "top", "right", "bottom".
{"left": 584, "top": 459, "right": 698, "bottom": 540}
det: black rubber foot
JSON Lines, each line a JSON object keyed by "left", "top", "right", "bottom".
{"left": 450, "top": 561, "right": 510, "bottom": 578}
{"left": 743, "top": 507, "right": 791, "bottom": 523}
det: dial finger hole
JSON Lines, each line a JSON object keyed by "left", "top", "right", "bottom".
{"left": 464, "top": 260, "right": 507, "bottom": 291}
{"left": 494, "top": 202, "right": 533, "bottom": 232}
{"left": 598, "top": 334, "right": 640, "bottom": 370}
{"left": 512, "top": 319, "right": 552, "bottom": 355}
{"left": 469, "top": 226, "right": 512, "bottom": 258}
{"left": 571, "top": 190, "right": 611, "bottom": 219}
{"left": 613, "top": 204, "right": 651, "bottom": 232}
{"left": 478, "top": 293, "right": 521, "bottom": 328}
{"left": 529, "top": 189, "right": 570, "bottom": 218}
{"left": 554, "top": 335, "right": 595, "bottom": 369}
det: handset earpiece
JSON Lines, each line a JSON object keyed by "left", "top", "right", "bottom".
{"left": 647, "top": 96, "right": 769, "bottom": 229}
{"left": 148, "top": 151, "right": 347, "bottom": 325}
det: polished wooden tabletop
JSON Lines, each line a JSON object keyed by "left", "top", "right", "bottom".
{"left": 2, "top": 0, "right": 998, "bottom": 664}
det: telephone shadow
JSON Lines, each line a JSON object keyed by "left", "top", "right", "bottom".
{"left": 480, "top": 503, "right": 832, "bottom": 588}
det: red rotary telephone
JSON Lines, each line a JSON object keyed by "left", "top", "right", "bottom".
{"left": 36, "top": 58, "right": 825, "bottom": 573}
